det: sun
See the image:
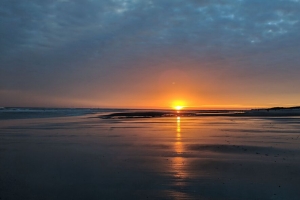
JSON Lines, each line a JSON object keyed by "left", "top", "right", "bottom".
{"left": 171, "top": 100, "right": 186, "bottom": 111}
{"left": 174, "top": 105, "right": 184, "bottom": 110}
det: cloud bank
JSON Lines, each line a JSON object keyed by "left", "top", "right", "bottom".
{"left": 1, "top": 0, "right": 300, "bottom": 107}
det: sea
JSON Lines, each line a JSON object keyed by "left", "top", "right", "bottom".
{"left": 1, "top": 107, "right": 300, "bottom": 200}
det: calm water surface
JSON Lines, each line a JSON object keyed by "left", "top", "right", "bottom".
{"left": 1, "top": 113, "right": 300, "bottom": 199}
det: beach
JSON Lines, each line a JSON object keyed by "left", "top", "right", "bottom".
{"left": 1, "top": 109, "right": 300, "bottom": 199}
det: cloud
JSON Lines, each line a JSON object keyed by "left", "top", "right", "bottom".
{"left": 1, "top": 0, "right": 299, "bottom": 56}
{"left": 1, "top": 0, "right": 300, "bottom": 106}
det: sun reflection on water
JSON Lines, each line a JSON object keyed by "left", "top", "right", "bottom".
{"left": 170, "top": 117, "right": 194, "bottom": 199}
{"left": 172, "top": 116, "right": 187, "bottom": 186}
{"left": 176, "top": 117, "right": 181, "bottom": 136}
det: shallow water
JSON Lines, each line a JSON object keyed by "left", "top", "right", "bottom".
{"left": 1, "top": 113, "right": 300, "bottom": 200}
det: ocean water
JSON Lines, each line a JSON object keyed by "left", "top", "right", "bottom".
{"left": 1, "top": 108, "right": 300, "bottom": 199}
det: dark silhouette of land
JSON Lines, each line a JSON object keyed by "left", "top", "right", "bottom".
{"left": 100, "top": 106, "right": 300, "bottom": 118}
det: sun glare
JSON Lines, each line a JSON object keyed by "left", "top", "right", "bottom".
{"left": 171, "top": 100, "right": 186, "bottom": 111}
{"left": 174, "top": 105, "right": 184, "bottom": 110}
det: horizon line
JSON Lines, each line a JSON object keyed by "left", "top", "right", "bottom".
{"left": 2, "top": 105, "right": 299, "bottom": 110}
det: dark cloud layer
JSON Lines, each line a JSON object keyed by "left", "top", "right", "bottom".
{"left": 1, "top": 0, "right": 300, "bottom": 107}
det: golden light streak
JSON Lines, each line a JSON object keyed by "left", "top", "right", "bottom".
{"left": 171, "top": 115, "right": 187, "bottom": 190}
{"left": 176, "top": 116, "right": 181, "bottom": 136}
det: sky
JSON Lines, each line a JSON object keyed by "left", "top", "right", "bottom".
{"left": 1, "top": 0, "right": 300, "bottom": 109}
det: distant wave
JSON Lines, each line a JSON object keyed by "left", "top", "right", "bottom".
{"left": 0, "top": 107, "right": 104, "bottom": 120}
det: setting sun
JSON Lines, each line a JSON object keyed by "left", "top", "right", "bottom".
{"left": 171, "top": 100, "right": 186, "bottom": 110}
{"left": 174, "top": 105, "right": 184, "bottom": 110}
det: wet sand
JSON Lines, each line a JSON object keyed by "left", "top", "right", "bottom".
{"left": 1, "top": 113, "right": 300, "bottom": 199}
